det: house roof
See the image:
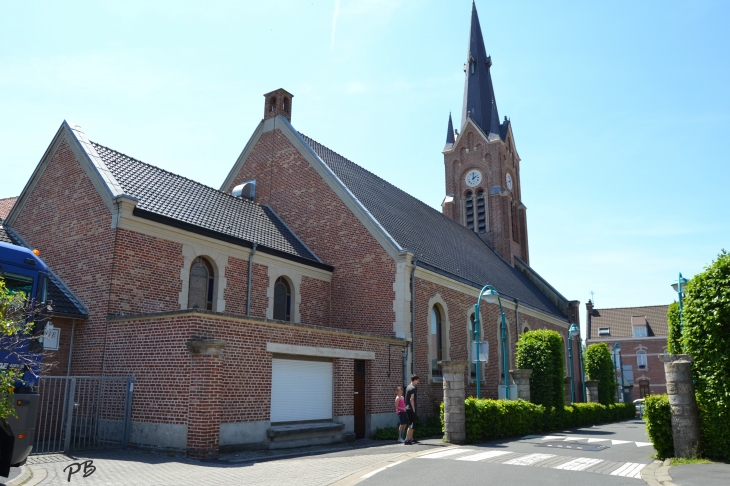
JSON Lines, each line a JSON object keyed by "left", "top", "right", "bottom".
{"left": 588, "top": 305, "right": 669, "bottom": 339}
{"left": 297, "top": 132, "right": 566, "bottom": 319}
{"left": 0, "top": 197, "right": 16, "bottom": 220}
{"left": 91, "top": 143, "right": 328, "bottom": 270}
{"left": 0, "top": 225, "right": 88, "bottom": 318}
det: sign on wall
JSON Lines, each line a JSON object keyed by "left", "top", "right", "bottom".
{"left": 43, "top": 323, "right": 60, "bottom": 351}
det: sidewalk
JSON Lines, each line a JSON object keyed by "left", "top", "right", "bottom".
{"left": 641, "top": 458, "right": 730, "bottom": 486}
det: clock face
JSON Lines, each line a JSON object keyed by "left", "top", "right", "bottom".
{"left": 506, "top": 173, "right": 513, "bottom": 190}
{"left": 465, "top": 170, "right": 482, "bottom": 188}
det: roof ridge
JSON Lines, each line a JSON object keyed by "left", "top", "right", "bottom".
{"left": 595, "top": 305, "right": 670, "bottom": 311}
{"left": 298, "top": 132, "right": 478, "bottom": 236}
{"left": 0, "top": 196, "right": 17, "bottom": 201}
{"left": 91, "top": 142, "right": 263, "bottom": 208}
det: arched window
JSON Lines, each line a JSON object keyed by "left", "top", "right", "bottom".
{"left": 273, "top": 277, "right": 291, "bottom": 321}
{"left": 430, "top": 306, "right": 444, "bottom": 377}
{"left": 637, "top": 350, "right": 648, "bottom": 370}
{"left": 465, "top": 191, "right": 474, "bottom": 230}
{"left": 476, "top": 190, "right": 486, "bottom": 232}
{"left": 188, "top": 257, "right": 214, "bottom": 311}
{"left": 269, "top": 96, "right": 277, "bottom": 113}
{"left": 282, "top": 97, "right": 289, "bottom": 112}
{"left": 639, "top": 380, "right": 650, "bottom": 398}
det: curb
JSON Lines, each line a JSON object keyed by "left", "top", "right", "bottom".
{"left": 641, "top": 459, "right": 677, "bottom": 486}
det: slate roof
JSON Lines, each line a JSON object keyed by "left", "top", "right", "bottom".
{"left": 298, "top": 133, "right": 566, "bottom": 319}
{"left": 588, "top": 305, "right": 669, "bottom": 340}
{"left": 0, "top": 226, "right": 88, "bottom": 318}
{"left": 0, "top": 197, "right": 16, "bottom": 220}
{"left": 91, "top": 143, "right": 325, "bottom": 268}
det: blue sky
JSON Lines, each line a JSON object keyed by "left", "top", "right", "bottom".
{"left": 1, "top": 0, "right": 728, "bottom": 314}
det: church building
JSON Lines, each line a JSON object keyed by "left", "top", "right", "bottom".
{"left": 2, "top": 3, "right": 579, "bottom": 458}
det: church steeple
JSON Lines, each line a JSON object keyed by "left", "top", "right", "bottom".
{"left": 444, "top": 112, "right": 455, "bottom": 150}
{"left": 462, "top": 1, "right": 502, "bottom": 138}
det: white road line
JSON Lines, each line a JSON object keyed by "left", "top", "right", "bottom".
{"left": 586, "top": 438, "right": 611, "bottom": 443}
{"left": 553, "top": 457, "right": 603, "bottom": 471}
{"left": 610, "top": 462, "right": 637, "bottom": 476}
{"left": 456, "top": 451, "right": 513, "bottom": 462}
{"left": 418, "top": 448, "right": 475, "bottom": 459}
{"left": 360, "top": 460, "right": 405, "bottom": 479}
{"left": 503, "top": 453, "right": 555, "bottom": 466}
{"left": 628, "top": 464, "right": 646, "bottom": 479}
{"left": 611, "top": 440, "right": 632, "bottom": 445}
{"left": 562, "top": 436, "right": 588, "bottom": 441}
{"left": 540, "top": 435, "right": 564, "bottom": 440}
{"left": 635, "top": 442, "right": 652, "bottom": 447}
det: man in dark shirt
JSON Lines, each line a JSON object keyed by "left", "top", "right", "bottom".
{"left": 404, "top": 374, "right": 419, "bottom": 445}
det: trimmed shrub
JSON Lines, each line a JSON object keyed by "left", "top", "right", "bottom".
{"left": 682, "top": 250, "right": 730, "bottom": 462}
{"left": 666, "top": 301, "right": 682, "bottom": 354}
{"left": 584, "top": 343, "right": 617, "bottom": 405}
{"left": 516, "top": 329, "right": 565, "bottom": 409}
{"left": 644, "top": 394, "right": 673, "bottom": 460}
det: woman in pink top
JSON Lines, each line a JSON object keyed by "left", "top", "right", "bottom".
{"left": 395, "top": 386, "right": 407, "bottom": 443}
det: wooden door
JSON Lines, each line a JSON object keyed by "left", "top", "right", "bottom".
{"left": 353, "top": 360, "right": 366, "bottom": 439}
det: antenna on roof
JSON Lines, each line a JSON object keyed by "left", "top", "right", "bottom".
{"left": 590, "top": 290, "right": 595, "bottom": 305}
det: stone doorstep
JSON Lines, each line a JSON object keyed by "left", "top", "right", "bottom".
{"left": 266, "top": 421, "right": 345, "bottom": 439}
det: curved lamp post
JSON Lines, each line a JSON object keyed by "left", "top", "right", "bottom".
{"left": 568, "top": 323, "right": 580, "bottom": 403}
{"left": 570, "top": 324, "right": 587, "bottom": 402}
{"left": 613, "top": 342, "right": 624, "bottom": 402}
{"left": 474, "top": 284, "right": 509, "bottom": 399}
{"left": 672, "top": 273, "right": 689, "bottom": 350}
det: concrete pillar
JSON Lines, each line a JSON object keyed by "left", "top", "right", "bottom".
{"left": 186, "top": 339, "right": 226, "bottom": 460}
{"left": 586, "top": 380, "right": 600, "bottom": 403}
{"left": 440, "top": 361, "right": 467, "bottom": 444}
{"left": 564, "top": 376, "right": 573, "bottom": 405}
{"left": 660, "top": 354, "right": 701, "bottom": 458}
{"left": 509, "top": 369, "right": 532, "bottom": 402}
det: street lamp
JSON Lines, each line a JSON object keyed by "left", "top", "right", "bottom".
{"left": 672, "top": 273, "right": 689, "bottom": 348}
{"left": 474, "top": 284, "right": 509, "bottom": 399}
{"left": 568, "top": 323, "right": 580, "bottom": 403}
{"left": 613, "top": 343, "right": 624, "bottom": 402}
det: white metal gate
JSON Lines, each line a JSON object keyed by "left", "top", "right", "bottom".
{"left": 32, "top": 376, "right": 134, "bottom": 455}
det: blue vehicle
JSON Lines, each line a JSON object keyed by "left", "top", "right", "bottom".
{"left": 0, "top": 241, "right": 48, "bottom": 475}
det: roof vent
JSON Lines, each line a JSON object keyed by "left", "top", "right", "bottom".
{"left": 232, "top": 180, "right": 256, "bottom": 201}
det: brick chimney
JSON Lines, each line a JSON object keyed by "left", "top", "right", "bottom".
{"left": 585, "top": 300, "right": 594, "bottom": 339}
{"left": 263, "top": 88, "right": 293, "bottom": 122}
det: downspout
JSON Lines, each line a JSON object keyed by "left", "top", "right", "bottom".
{"left": 66, "top": 318, "right": 76, "bottom": 377}
{"left": 410, "top": 255, "right": 418, "bottom": 378}
{"left": 514, "top": 299, "right": 520, "bottom": 369}
{"left": 246, "top": 243, "right": 258, "bottom": 316}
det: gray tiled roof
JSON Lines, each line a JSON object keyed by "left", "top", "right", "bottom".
{"left": 298, "top": 133, "right": 565, "bottom": 319}
{"left": 92, "top": 143, "right": 324, "bottom": 267}
{"left": 0, "top": 197, "right": 16, "bottom": 220}
{"left": 588, "top": 305, "right": 669, "bottom": 340}
{"left": 0, "top": 226, "right": 88, "bottom": 318}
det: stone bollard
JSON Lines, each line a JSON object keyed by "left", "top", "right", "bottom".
{"left": 439, "top": 361, "right": 467, "bottom": 444}
{"left": 585, "top": 380, "right": 600, "bottom": 403}
{"left": 509, "top": 369, "right": 532, "bottom": 401}
{"left": 659, "top": 354, "right": 701, "bottom": 458}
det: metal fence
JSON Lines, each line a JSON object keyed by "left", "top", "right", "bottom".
{"left": 32, "top": 376, "right": 134, "bottom": 455}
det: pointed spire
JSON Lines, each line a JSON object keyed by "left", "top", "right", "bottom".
{"left": 461, "top": 1, "right": 502, "bottom": 138}
{"left": 446, "top": 113, "right": 455, "bottom": 144}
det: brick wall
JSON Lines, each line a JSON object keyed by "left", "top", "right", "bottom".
{"left": 299, "top": 276, "right": 330, "bottom": 326}
{"left": 227, "top": 130, "right": 397, "bottom": 336}
{"left": 41, "top": 316, "right": 75, "bottom": 377}
{"left": 13, "top": 140, "right": 115, "bottom": 376}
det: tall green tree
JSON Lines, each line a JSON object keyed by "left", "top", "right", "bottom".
{"left": 682, "top": 250, "right": 730, "bottom": 461}
{"left": 584, "top": 342, "right": 617, "bottom": 405}
{"left": 516, "top": 329, "right": 565, "bottom": 409}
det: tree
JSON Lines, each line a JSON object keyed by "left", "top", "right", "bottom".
{"left": 666, "top": 301, "right": 682, "bottom": 354}
{"left": 0, "top": 276, "right": 44, "bottom": 420}
{"left": 584, "top": 343, "right": 617, "bottom": 405}
{"left": 516, "top": 329, "right": 565, "bottom": 409}
{"left": 682, "top": 250, "right": 730, "bottom": 461}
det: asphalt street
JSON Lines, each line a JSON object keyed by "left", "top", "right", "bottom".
{"left": 355, "top": 419, "right": 655, "bottom": 486}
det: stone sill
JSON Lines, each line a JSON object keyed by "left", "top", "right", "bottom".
{"left": 266, "top": 422, "right": 345, "bottom": 438}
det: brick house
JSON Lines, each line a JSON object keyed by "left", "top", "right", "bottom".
{"left": 1, "top": 3, "right": 581, "bottom": 457}
{"left": 585, "top": 300, "right": 670, "bottom": 401}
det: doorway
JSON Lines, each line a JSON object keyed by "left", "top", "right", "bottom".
{"left": 353, "top": 360, "right": 366, "bottom": 439}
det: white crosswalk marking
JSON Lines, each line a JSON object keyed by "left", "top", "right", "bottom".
{"left": 418, "top": 448, "right": 475, "bottom": 459}
{"left": 625, "top": 463, "right": 647, "bottom": 478}
{"left": 611, "top": 440, "right": 632, "bottom": 445}
{"left": 503, "top": 453, "right": 555, "bottom": 466}
{"left": 456, "top": 450, "right": 513, "bottom": 462}
{"left": 635, "top": 441, "right": 652, "bottom": 447}
{"left": 586, "top": 438, "right": 610, "bottom": 443}
{"left": 611, "top": 462, "right": 638, "bottom": 476}
{"left": 554, "top": 457, "right": 603, "bottom": 471}
{"left": 361, "top": 461, "right": 405, "bottom": 479}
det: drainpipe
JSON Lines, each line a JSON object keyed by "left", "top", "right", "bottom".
{"left": 410, "top": 255, "right": 418, "bottom": 378}
{"left": 246, "top": 243, "right": 258, "bottom": 316}
{"left": 66, "top": 319, "right": 76, "bottom": 377}
{"left": 514, "top": 299, "right": 520, "bottom": 370}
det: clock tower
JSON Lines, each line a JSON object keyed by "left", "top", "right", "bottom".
{"left": 441, "top": 2, "right": 529, "bottom": 266}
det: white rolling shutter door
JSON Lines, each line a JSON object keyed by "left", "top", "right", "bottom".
{"left": 270, "top": 358, "right": 333, "bottom": 423}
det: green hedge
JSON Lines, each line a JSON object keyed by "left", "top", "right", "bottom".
{"left": 461, "top": 398, "right": 634, "bottom": 444}
{"left": 644, "top": 394, "right": 673, "bottom": 460}
{"left": 584, "top": 343, "right": 617, "bottom": 405}
{"left": 666, "top": 301, "right": 682, "bottom": 354}
{"left": 683, "top": 250, "right": 730, "bottom": 462}
{"left": 515, "top": 330, "right": 565, "bottom": 409}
